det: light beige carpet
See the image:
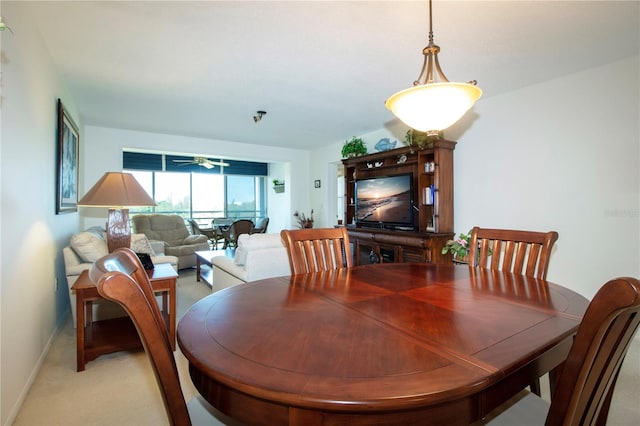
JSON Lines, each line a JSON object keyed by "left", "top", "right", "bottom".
{"left": 13, "top": 269, "right": 210, "bottom": 426}
{"left": 12, "top": 269, "right": 640, "bottom": 425}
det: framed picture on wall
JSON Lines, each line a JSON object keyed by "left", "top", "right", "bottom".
{"left": 56, "top": 98, "right": 79, "bottom": 214}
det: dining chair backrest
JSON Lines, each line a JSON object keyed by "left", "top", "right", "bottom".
{"left": 212, "top": 217, "right": 233, "bottom": 228}
{"left": 545, "top": 276, "right": 640, "bottom": 425}
{"left": 188, "top": 219, "right": 214, "bottom": 237}
{"left": 468, "top": 227, "right": 559, "bottom": 280}
{"left": 280, "top": 227, "right": 353, "bottom": 275}
{"left": 253, "top": 217, "right": 269, "bottom": 233}
{"left": 188, "top": 219, "right": 222, "bottom": 249}
{"left": 89, "top": 248, "right": 191, "bottom": 426}
{"left": 485, "top": 277, "right": 640, "bottom": 426}
{"left": 226, "top": 219, "right": 254, "bottom": 247}
{"left": 187, "top": 219, "right": 200, "bottom": 235}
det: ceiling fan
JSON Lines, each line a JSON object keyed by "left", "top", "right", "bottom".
{"left": 172, "top": 156, "right": 229, "bottom": 169}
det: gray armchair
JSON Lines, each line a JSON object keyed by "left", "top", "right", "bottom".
{"left": 132, "top": 214, "right": 210, "bottom": 269}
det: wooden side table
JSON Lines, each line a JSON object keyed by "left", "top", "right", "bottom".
{"left": 71, "top": 263, "right": 178, "bottom": 371}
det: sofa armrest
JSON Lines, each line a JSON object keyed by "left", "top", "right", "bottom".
{"left": 183, "top": 234, "right": 208, "bottom": 245}
{"left": 66, "top": 263, "right": 91, "bottom": 278}
{"left": 212, "top": 256, "right": 246, "bottom": 291}
{"left": 63, "top": 246, "right": 91, "bottom": 278}
{"left": 212, "top": 256, "right": 247, "bottom": 282}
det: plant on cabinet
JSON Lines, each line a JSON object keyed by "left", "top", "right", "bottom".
{"left": 341, "top": 137, "right": 367, "bottom": 158}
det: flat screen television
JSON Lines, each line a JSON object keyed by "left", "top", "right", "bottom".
{"left": 355, "top": 173, "right": 415, "bottom": 230}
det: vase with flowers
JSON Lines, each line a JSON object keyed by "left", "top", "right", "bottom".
{"left": 441, "top": 230, "right": 472, "bottom": 263}
{"left": 293, "top": 210, "right": 314, "bottom": 228}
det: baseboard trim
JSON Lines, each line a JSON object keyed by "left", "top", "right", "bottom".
{"left": 3, "top": 310, "right": 69, "bottom": 426}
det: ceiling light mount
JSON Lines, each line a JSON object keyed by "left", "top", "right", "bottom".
{"left": 253, "top": 110, "right": 267, "bottom": 123}
{"left": 385, "top": 0, "right": 482, "bottom": 134}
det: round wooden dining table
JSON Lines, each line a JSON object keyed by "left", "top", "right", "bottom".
{"left": 178, "top": 263, "right": 589, "bottom": 425}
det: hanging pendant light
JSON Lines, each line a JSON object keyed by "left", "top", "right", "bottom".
{"left": 385, "top": 0, "right": 482, "bottom": 134}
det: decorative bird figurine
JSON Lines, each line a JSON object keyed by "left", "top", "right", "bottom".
{"left": 375, "top": 138, "right": 397, "bottom": 152}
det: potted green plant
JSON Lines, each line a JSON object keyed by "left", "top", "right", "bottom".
{"left": 441, "top": 230, "right": 472, "bottom": 263}
{"left": 293, "top": 210, "right": 314, "bottom": 228}
{"left": 442, "top": 229, "right": 492, "bottom": 263}
{"left": 402, "top": 129, "right": 443, "bottom": 151}
{"left": 272, "top": 179, "right": 285, "bottom": 193}
{"left": 341, "top": 137, "right": 368, "bottom": 158}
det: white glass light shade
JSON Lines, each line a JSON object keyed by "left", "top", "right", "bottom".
{"left": 386, "top": 82, "right": 482, "bottom": 133}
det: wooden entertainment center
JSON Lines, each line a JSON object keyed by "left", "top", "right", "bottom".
{"left": 342, "top": 140, "right": 456, "bottom": 265}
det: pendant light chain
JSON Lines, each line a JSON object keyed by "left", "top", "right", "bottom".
{"left": 428, "top": 0, "right": 434, "bottom": 46}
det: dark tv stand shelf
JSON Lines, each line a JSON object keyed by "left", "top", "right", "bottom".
{"left": 342, "top": 142, "right": 456, "bottom": 265}
{"left": 346, "top": 226, "right": 452, "bottom": 265}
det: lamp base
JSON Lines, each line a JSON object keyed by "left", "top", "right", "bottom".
{"left": 106, "top": 208, "right": 131, "bottom": 252}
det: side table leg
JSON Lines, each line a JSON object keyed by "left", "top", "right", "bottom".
{"left": 196, "top": 257, "right": 201, "bottom": 282}
{"left": 86, "top": 300, "right": 93, "bottom": 344}
{"left": 76, "top": 294, "right": 86, "bottom": 372}
{"left": 169, "top": 283, "right": 176, "bottom": 350}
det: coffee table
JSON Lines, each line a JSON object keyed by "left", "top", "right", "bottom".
{"left": 195, "top": 249, "right": 229, "bottom": 287}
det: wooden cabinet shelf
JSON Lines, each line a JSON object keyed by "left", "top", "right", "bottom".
{"left": 347, "top": 226, "right": 453, "bottom": 265}
{"left": 342, "top": 141, "right": 456, "bottom": 265}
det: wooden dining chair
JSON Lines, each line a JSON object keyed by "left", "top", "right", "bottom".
{"left": 468, "top": 227, "right": 559, "bottom": 395}
{"left": 89, "top": 248, "right": 232, "bottom": 426}
{"left": 224, "top": 219, "right": 254, "bottom": 248}
{"left": 468, "top": 227, "right": 559, "bottom": 280}
{"left": 483, "top": 276, "right": 640, "bottom": 425}
{"left": 280, "top": 227, "right": 353, "bottom": 274}
{"left": 188, "top": 219, "right": 221, "bottom": 249}
{"left": 252, "top": 217, "right": 269, "bottom": 233}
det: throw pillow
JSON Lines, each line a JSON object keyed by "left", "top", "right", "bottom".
{"left": 70, "top": 231, "right": 108, "bottom": 263}
{"left": 130, "top": 233, "right": 155, "bottom": 255}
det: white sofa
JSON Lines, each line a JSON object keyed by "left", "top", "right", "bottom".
{"left": 63, "top": 227, "right": 178, "bottom": 326}
{"left": 211, "top": 233, "right": 291, "bottom": 291}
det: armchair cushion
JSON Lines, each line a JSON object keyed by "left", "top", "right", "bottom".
{"left": 166, "top": 244, "right": 207, "bottom": 257}
{"left": 184, "top": 234, "right": 208, "bottom": 245}
{"left": 132, "top": 214, "right": 210, "bottom": 269}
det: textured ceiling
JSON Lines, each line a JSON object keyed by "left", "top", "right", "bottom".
{"left": 25, "top": 1, "right": 640, "bottom": 150}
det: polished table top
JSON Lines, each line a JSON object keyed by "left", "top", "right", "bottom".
{"left": 178, "top": 263, "right": 589, "bottom": 425}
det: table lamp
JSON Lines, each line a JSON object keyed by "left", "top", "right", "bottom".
{"left": 78, "top": 172, "right": 156, "bottom": 252}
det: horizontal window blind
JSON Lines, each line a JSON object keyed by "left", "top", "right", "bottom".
{"left": 123, "top": 152, "right": 163, "bottom": 171}
{"left": 123, "top": 151, "right": 267, "bottom": 176}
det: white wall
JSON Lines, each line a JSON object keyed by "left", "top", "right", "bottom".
{"left": 81, "top": 126, "right": 311, "bottom": 233}
{"left": 309, "top": 122, "right": 407, "bottom": 227}
{"left": 311, "top": 56, "right": 639, "bottom": 301}
{"left": 1, "top": 3, "right": 80, "bottom": 424}
{"left": 448, "top": 56, "right": 639, "bottom": 299}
